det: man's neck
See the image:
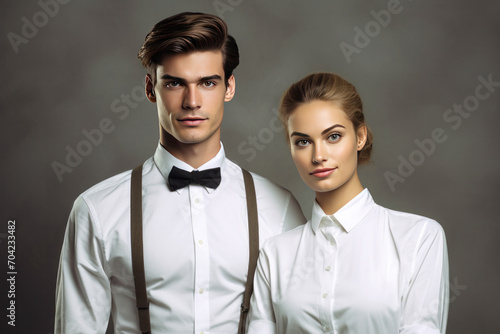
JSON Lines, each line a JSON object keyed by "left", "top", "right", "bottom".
{"left": 160, "top": 133, "right": 221, "bottom": 169}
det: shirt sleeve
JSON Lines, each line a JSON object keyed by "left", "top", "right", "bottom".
{"left": 400, "top": 220, "right": 449, "bottom": 334}
{"left": 54, "top": 196, "right": 112, "bottom": 333}
{"left": 281, "top": 193, "right": 306, "bottom": 232}
{"left": 247, "top": 247, "right": 276, "bottom": 334}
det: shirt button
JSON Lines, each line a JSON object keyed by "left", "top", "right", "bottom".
{"left": 324, "top": 326, "right": 330, "bottom": 332}
{"left": 330, "top": 240, "right": 335, "bottom": 246}
{"left": 322, "top": 293, "right": 328, "bottom": 299}
{"left": 199, "top": 288, "right": 205, "bottom": 294}
{"left": 194, "top": 197, "right": 201, "bottom": 204}
{"left": 198, "top": 239, "right": 204, "bottom": 245}
{"left": 325, "top": 266, "right": 331, "bottom": 271}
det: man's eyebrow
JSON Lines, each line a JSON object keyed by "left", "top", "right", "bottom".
{"left": 200, "top": 74, "right": 223, "bottom": 82}
{"left": 160, "top": 74, "right": 223, "bottom": 83}
{"left": 161, "top": 74, "right": 186, "bottom": 83}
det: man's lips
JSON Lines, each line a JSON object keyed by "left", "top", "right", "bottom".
{"left": 178, "top": 117, "right": 207, "bottom": 126}
{"left": 309, "top": 168, "right": 336, "bottom": 178}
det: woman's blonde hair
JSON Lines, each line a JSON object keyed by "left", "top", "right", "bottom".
{"left": 279, "top": 72, "right": 373, "bottom": 164}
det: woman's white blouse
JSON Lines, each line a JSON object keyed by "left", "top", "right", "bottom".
{"left": 248, "top": 189, "right": 449, "bottom": 334}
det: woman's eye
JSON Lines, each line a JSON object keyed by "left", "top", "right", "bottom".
{"left": 295, "top": 139, "right": 310, "bottom": 147}
{"left": 328, "top": 133, "right": 341, "bottom": 142}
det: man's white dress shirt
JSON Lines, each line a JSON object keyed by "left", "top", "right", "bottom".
{"left": 248, "top": 189, "right": 449, "bottom": 334}
{"left": 55, "top": 143, "right": 305, "bottom": 334}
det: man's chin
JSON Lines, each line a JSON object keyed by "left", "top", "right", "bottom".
{"left": 174, "top": 134, "right": 214, "bottom": 146}
{"left": 162, "top": 126, "right": 220, "bottom": 147}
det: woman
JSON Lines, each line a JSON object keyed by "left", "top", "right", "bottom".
{"left": 247, "top": 73, "right": 449, "bottom": 333}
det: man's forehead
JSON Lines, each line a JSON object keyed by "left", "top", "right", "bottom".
{"left": 156, "top": 51, "right": 224, "bottom": 80}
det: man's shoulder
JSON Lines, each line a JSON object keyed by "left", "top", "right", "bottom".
{"left": 78, "top": 158, "right": 154, "bottom": 205}
{"left": 223, "top": 158, "right": 306, "bottom": 231}
{"left": 224, "top": 159, "right": 293, "bottom": 199}
{"left": 80, "top": 168, "right": 132, "bottom": 202}
{"left": 250, "top": 171, "right": 292, "bottom": 198}
{"left": 262, "top": 223, "right": 308, "bottom": 254}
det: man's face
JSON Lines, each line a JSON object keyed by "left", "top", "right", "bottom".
{"left": 147, "top": 51, "right": 235, "bottom": 149}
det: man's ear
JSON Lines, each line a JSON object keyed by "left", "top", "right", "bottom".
{"left": 356, "top": 125, "right": 368, "bottom": 151}
{"left": 224, "top": 75, "right": 236, "bottom": 102}
{"left": 145, "top": 74, "right": 156, "bottom": 103}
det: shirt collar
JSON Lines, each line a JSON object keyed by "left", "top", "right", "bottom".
{"left": 310, "top": 188, "right": 375, "bottom": 234}
{"left": 153, "top": 141, "right": 226, "bottom": 194}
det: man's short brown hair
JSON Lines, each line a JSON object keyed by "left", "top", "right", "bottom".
{"left": 137, "top": 12, "right": 239, "bottom": 86}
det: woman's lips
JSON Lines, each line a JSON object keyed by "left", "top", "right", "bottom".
{"left": 310, "top": 168, "right": 336, "bottom": 178}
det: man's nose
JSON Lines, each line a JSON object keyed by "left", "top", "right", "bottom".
{"left": 182, "top": 85, "right": 201, "bottom": 110}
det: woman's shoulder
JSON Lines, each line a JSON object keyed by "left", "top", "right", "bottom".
{"left": 370, "top": 204, "right": 447, "bottom": 262}
{"left": 376, "top": 204, "right": 445, "bottom": 238}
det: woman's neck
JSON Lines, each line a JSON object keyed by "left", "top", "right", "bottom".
{"left": 315, "top": 170, "right": 364, "bottom": 215}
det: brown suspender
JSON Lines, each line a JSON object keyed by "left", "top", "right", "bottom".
{"left": 130, "top": 165, "right": 151, "bottom": 334}
{"left": 239, "top": 168, "right": 260, "bottom": 334}
{"left": 130, "top": 164, "right": 259, "bottom": 334}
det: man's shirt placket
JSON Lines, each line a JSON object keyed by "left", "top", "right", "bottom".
{"left": 190, "top": 185, "right": 210, "bottom": 334}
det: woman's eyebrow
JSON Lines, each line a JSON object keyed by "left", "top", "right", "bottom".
{"left": 290, "top": 131, "right": 310, "bottom": 138}
{"left": 321, "top": 124, "right": 345, "bottom": 135}
{"left": 290, "top": 124, "right": 345, "bottom": 138}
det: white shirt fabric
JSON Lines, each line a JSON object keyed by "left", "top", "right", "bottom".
{"left": 248, "top": 189, "right": 449, "bottom": 334}
{"left": 54, "top": 142, "right": 305, "bottom": 334}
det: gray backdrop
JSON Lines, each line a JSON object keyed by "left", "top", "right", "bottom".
{"left": 1, "top": 0, "right": 499, "bottom": 333}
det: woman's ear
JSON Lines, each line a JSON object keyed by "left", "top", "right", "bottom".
{"left": 356, "top": 125, "right": 367, "bottom": 151}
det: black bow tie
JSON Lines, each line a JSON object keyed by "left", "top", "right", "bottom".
{"left": 168, "top": 166, "right": 221, "bottom": 191}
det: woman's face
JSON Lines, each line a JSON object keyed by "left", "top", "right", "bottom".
{"left": 288, "top": 100, "right": 366, "bottom": 194}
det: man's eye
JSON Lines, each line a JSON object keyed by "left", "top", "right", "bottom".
{"left": 166, "top": 81, "right": 181, "bottom": 87}
{"left": 203, "top": 81, "right": 216, "bottom": 87}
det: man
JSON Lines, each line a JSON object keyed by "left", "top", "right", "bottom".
{"left": 55, "top": 12, "right": 305, "bottom": 333}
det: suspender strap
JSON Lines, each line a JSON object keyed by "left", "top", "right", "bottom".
{"left": 130, "top": 164, "right": 151, "bottom": 334}
{"left": 130, "top": 165, "right": 258, "bottom": 334}
{"left": 238, "top": 168, "right": 260, "bottom": 334}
